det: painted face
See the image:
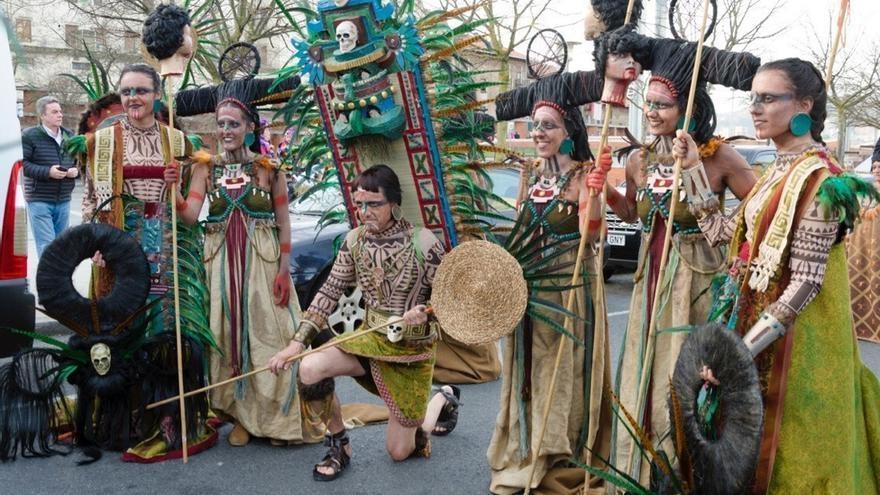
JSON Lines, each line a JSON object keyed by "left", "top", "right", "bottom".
{"left": 749, "top": 69, "right": 812, "bottom": 141}
{"left": 353, "top": 187, "right": 393, "bottom": 233}
{"left": 643, "top": 80, "right": 681, "bottom": 136}
{"left": 216, "top": 104, "right": 254, "bottom": 153}
{"left": 40, "top": 102, "right": 64, "bottom": 129}
{"left": 601, "top": 52, "right": 642, "bottom": 107}
{"left": 531, "top": 106, "right": 567, "bottom": 159}
{"left": 119, "top": 71, "right": 158, "bottom": 123}
{"left": 159, "top": 25, "right": 195, "bottom": 76}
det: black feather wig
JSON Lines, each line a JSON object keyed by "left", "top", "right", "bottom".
{"left": 495, "top": 71, "right": 604, "bottom": 161}
{"left": 142, "top": 4, "right": 191, "bottom": 61}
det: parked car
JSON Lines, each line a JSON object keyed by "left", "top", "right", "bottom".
{"left": 0, "top": 25, "right": 35, "bottom": 358}
{"left": 603, "top": 145, "right": 778, "bottom": 280}
{"left": 853, "top": 156, "right": 878, "bottom": 185}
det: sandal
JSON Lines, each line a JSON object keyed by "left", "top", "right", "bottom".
{"left": 432, "top": 384, "right": 461, "bottom": 436}
{"left": 409, "top": 427, "right": 432, "bottom": 459}
{"left": 313, "top": 430, "right": 351, "bottom": 481}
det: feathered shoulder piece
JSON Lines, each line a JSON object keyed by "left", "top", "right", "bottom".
{"left": 253, "top": 154, "right": 278, "bottom": 171}
{"left": 817, "top": 172, "right": 880, "bottom": 229}
{"left": 62, "top": 134, "right": 88, "bottom": 158}
{"left": 190, "top": 150, "right": 214, "bottom": 168}
{"left": 699, "top": 136, "right": 723, "bottom": 158}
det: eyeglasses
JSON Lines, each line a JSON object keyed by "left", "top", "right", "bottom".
{"left": 533, "top": 120, "right": 562, "bottom": 132}
{"left": 354, "top": 200, "right": 388, "bottom": 212}
{"left": 748, "top": 93, "right": 794, "bottom": 109}
{"left": 644, "top": 100, "right": 676, "bottom": 112}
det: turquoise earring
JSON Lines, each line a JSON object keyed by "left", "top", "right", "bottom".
{"left": 676, "top": 116, "right": 696, "bottom": 133}
{"left": 559, "top": 137, "right": 574, "bottom": 155}
{"left": 244, "top": 132, "right": 256, "bottom": 148}
{"left": 789, "top": 112, "right": 812, "bottom": 137}
{"left": 152, "top": 100, "right": 163, "bottom": 114}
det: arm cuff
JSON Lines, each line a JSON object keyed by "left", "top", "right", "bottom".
{"left": 292, "top": 311, "right": 327, "bottom": 346}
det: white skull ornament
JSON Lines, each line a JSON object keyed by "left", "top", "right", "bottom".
{"left": 90, "top": 343, "right": 111, "bottom": 376}
{"left": 386, "top": 320, "right": 404, "bottom": 343}
{"left": 336, "top": 21, "right": 359, "bottom": 54}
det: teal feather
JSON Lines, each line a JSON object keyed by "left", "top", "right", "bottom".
{"left": 186, "top": 134, "right": 203, "bottom": 152}
{"left": 816, "top": 173, "right": 880, "bottom": 228}
{"left": 62, "top": 134, "right": 87, "bottom": 158}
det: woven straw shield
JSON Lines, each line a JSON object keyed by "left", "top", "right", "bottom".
{"left": 431, "top": 240, "right": 527, "bottom": 345}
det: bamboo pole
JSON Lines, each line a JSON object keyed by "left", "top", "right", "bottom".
{"left": 623, "top": 0, "right": 713, "bottom": 479}
{"left": 146, "top": 317, "right": 404, "bottom": 410}
{"left": 524, "top": 2, "right": 639, "bottom": 492}
{"left": 824, "top": 0, "right": 849, "bottom": 90}
{"left": 165, "top": 75, "right": 189, "bottom": 463}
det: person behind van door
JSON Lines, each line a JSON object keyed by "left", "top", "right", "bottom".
{"left": 22, "top": 95, "right": 77, "bottom": 257}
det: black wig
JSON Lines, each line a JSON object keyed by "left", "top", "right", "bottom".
{"left": 590, "top": 0, "right": 644, "bottom": 32}
{"left": 142, "top": 4, "right": 191, "bottom": 61}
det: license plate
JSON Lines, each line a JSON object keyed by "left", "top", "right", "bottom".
{"left": 607, "top": 233, "right": 626, "bottom": 246}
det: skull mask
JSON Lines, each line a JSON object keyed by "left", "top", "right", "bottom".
{"left": 336, "top": 21, "right": 359, "bottom": 54}
{"left": 90, "top": 343, "right": 112, "bottom": 376}
{"left": 386, "top": 321, "right": 404, "bottom": 343}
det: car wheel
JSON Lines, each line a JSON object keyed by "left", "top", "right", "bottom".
{"left": 327, "top": 286, "right": 365, "bottom": 336}
{"left": 603, "top": 265, "right": 616, "bottom": 282}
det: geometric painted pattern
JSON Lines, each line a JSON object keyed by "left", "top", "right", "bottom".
{"left": 847, "top": 210, "right": 880, "bottom": 342}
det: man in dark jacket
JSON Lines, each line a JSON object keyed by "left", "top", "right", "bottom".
{"left": 22, "top": 95, "right": 77, "bottom": 256}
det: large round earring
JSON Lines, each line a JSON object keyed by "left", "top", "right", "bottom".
{"left": 789, "top": 112, "right": 812, "bottom": 137}
{"left": 244, "top": 132, "right": 256, "bottom": 148}
{"left": 559, "top": 137, "right": 574, "bottom": 155}
{"left": 391, "top": 205, "right": 403, "bottom": 221}
{"left": 676, "top": 116, "right": 696, "bottom": 133}
{"left": 152, "top": 100, "right": 163, "bottom": 115}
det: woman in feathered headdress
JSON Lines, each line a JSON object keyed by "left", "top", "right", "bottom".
{"left": 591, "top": 27, "right": 761, "bottom": 485}
{"left": 167, "top": 78, "right": 309, "bottom": 448}
{"left": 675, "top": 57, "right": 880, "bottom": 494}
{"left": 486, "top": 72, "right": 612, "bottom": 494}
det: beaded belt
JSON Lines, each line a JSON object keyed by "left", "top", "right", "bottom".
{"left": 365, "top": 306, "right": 436, "bottom": 342}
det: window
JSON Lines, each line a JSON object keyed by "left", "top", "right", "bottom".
{"left": 65, "top": 24, "right": 79, "bottom": 48}
{"left": 72, "top": 61, "right": 90, "bottom": 71}
{"left": 15, "top": 18, "right": 32, "bottom": 43}
{"left": 95, "top": 28, "right": 107, "bottom": 50}
{"left": 124, "top": 31, "right": 139, "bottom": 52}
{"left": 80, "top": 29, "right": 96, "bottom": 50}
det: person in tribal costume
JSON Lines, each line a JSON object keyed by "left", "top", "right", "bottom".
{"left": 78, "top": 63, "right": 217, "bottom": 462}
{"left": 846, "top": 149, "right": 880, "bottom": 342}
{"left": 165, "top": 86, "right": 309, "bottom": 447}
{"left": 593, "top": 30, "right": 760, "bottom": 484}
{"left": 487, "top": 79, "right": 611, "bottom": 494}
{"left": 675, "top": 58, "right": 880, "bottom": 493}
{"left": 268, "top": 165, "right": 458, "bottom": 481}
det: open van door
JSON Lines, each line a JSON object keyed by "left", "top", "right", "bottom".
{"left": 0, "top": 18, "right": 35, "bottom": 357}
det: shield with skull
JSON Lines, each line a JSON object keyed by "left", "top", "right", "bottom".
{"left": 336, "top": 20, "right": 359, "bottom": 53}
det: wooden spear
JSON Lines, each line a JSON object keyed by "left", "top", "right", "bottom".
{"left": 623, "top": 0, "right": 714, "bottom": 479}
{"left": 522, "top": 2, "right": 639, "bottom": 493}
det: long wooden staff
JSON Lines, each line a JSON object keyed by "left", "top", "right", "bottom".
{"left": 164, "top": 75, "right": 189, "bottom": 463}
{"left": 523, "top": 2, "right": 639, "bottom": 493}
{"left": 146, "top": 316, "right": 407, "bottom": 410}
{"left": 825, "top": 0, "right": 849, "bottom": 90}
{"left": 624, "top": 0, "right": 713, "bottom": 477}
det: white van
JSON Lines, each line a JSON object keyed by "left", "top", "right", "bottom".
{"left": 0, "top": 19, "right": 35, "bottom": 357}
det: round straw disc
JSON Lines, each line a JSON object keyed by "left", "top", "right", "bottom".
{"left": 431, "top": 240, "right": 527, "bottom": 345}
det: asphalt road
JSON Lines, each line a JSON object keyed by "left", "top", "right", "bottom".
{"left": 7, "top": 184, "right": 880, "bottom": 494}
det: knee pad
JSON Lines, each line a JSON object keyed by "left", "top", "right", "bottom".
{"left": 299, "top": 377, "right": 335, "bottom": 402}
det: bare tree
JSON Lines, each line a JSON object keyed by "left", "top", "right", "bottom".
{"left": 709, "top": 0, "right": 788, "bottom": 51}
{"left": 58, "top": 0, "right": 312, "bottom": 83}
{"left": 808, "top": 16, "right": 880, "bottom": 161}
